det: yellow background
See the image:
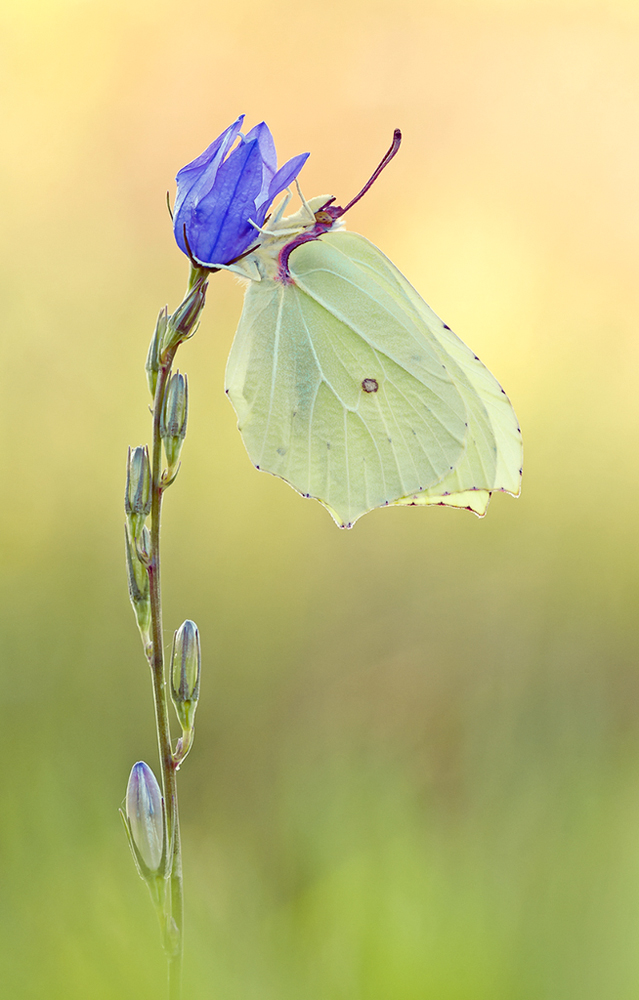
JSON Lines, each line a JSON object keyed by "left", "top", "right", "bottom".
{"left": 1, "top": 0, "right": 638, "bottom": 996}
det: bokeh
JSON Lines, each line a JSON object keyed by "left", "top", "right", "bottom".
{"left": 1, "top": 0, "right": 638, "bottom": 996}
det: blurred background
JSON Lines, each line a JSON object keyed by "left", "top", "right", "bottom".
{"left": 1, "top": 0, "right": 638, "bottom": 996}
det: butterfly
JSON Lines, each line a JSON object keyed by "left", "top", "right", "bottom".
{"left": 223, "top": 131, "right": 522, "bottom": 528}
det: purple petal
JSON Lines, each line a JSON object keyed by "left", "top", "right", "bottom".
{"left": 174, "top": 115, "right": 244, "bottom": 221}
{"left": 267, "top": 151, "right": 310, "bottom": 204}
{"left": 244, "top": 121, "right": 277, "bottom": 173}
{"left": 244, "top": 122, "right": 278, "bottom": 212}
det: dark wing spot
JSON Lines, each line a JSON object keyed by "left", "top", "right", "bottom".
{"left": 276, "top": 447, "right": 286, "bottom": 456}
{"left": 443, "top": 323, "right": 451, "bottom": 330}
{"left": 327, "top": 442, "right": 331, "bottom": 450}
{"left": 362, "top": 378, "right": 379, "bottom": 393}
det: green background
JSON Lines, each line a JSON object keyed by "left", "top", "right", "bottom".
{"left": 1, "top": 0, "right": 638, "bottom": 995}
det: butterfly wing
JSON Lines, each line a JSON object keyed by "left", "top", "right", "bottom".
{"left": 225, "top": 230, "right": 521, "bottom": 527}
{"left": 318, "top": 232, "right": 523, "bottom": 514}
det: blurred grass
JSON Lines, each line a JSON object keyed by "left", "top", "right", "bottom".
{"left": 1, "top": 0, "right": 638, "bottom": 996}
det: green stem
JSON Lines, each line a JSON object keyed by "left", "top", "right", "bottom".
{"left": 148, "top": 342, "right": 183, "bottom": 997}
{"left": 145, "top": 263, "right": 209, "bottom": 997}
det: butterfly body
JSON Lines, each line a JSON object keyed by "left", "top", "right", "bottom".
{"left": 225, "top": 210, "right": 522, "bottom": 528}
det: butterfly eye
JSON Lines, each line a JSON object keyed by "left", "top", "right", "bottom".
{"left": 314, "top": 211, "right": 333, "bottom": 224}
{"left": 361, "top": 378, "right": 379, "bottom": 393}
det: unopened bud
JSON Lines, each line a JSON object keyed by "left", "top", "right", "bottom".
{"left": 162, "top": 271, "right": 208, "bottom": 354}
{"left": 125, "top": 446, "right": 151, "bottom": 537}
{"left": 170, "top": 619, "right": 200, "bottom": 733}
{"left": 125, "top": 524, "right": 151, "bottom": 638}
{"left": 160, "top": 371, "right": 188, "bottom": 478}
{"left": 146, "top": 306, "right": 168, "bottom": 398}
{"left": 125, "top": 761, "right": 165, "bottom": 875}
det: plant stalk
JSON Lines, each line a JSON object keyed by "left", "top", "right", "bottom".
{"left": 147, "top": 341, "right": 183, "bottom": 998}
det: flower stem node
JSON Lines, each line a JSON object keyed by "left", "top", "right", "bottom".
{"left": 170, "top": 619, "right": 201, "bottom": 739}
{"left": 160, "top": 371, "right": 188, "bottom": 484}
{"left": 125, "top": 446, "right": 151, "bottom": 540}
{"left": 122, "top": 761, "right": 166, "bottom": 878}
{"left": 146, "top": 306, "right": 168, "bottom": 398}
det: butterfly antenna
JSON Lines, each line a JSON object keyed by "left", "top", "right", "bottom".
{"left": 340, "top": 128, "right": 402, "bottom": 216}
{"left": 166, "top": 191, "right": 174, "bottom": 221}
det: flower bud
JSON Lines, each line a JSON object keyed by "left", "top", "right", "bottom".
{"left": 146, "top": 306, "right": 168, "bottom": 398}
{"left": 160, "top": 371, "right": 188, "bottom": 478}
{"left": 125, "top": 524, "right": 151, "bottom": 639}
{"left": 125, "top": 445, "right": 151, "bottom": 538}
{"left": 162, "top": 273, "right": 208, "bottom": 354}
{"left": 170, "top": 619, "right": 200, "bottom": 732}
{"left": 125, "top": 761, "right": 165, "bottom": 875}
{"left": 125, "top": 446, "right": 151, "bottom": 517}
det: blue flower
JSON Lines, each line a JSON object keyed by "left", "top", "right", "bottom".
{"left": 173, "top": 115, "right": 309, "bottom": 268}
